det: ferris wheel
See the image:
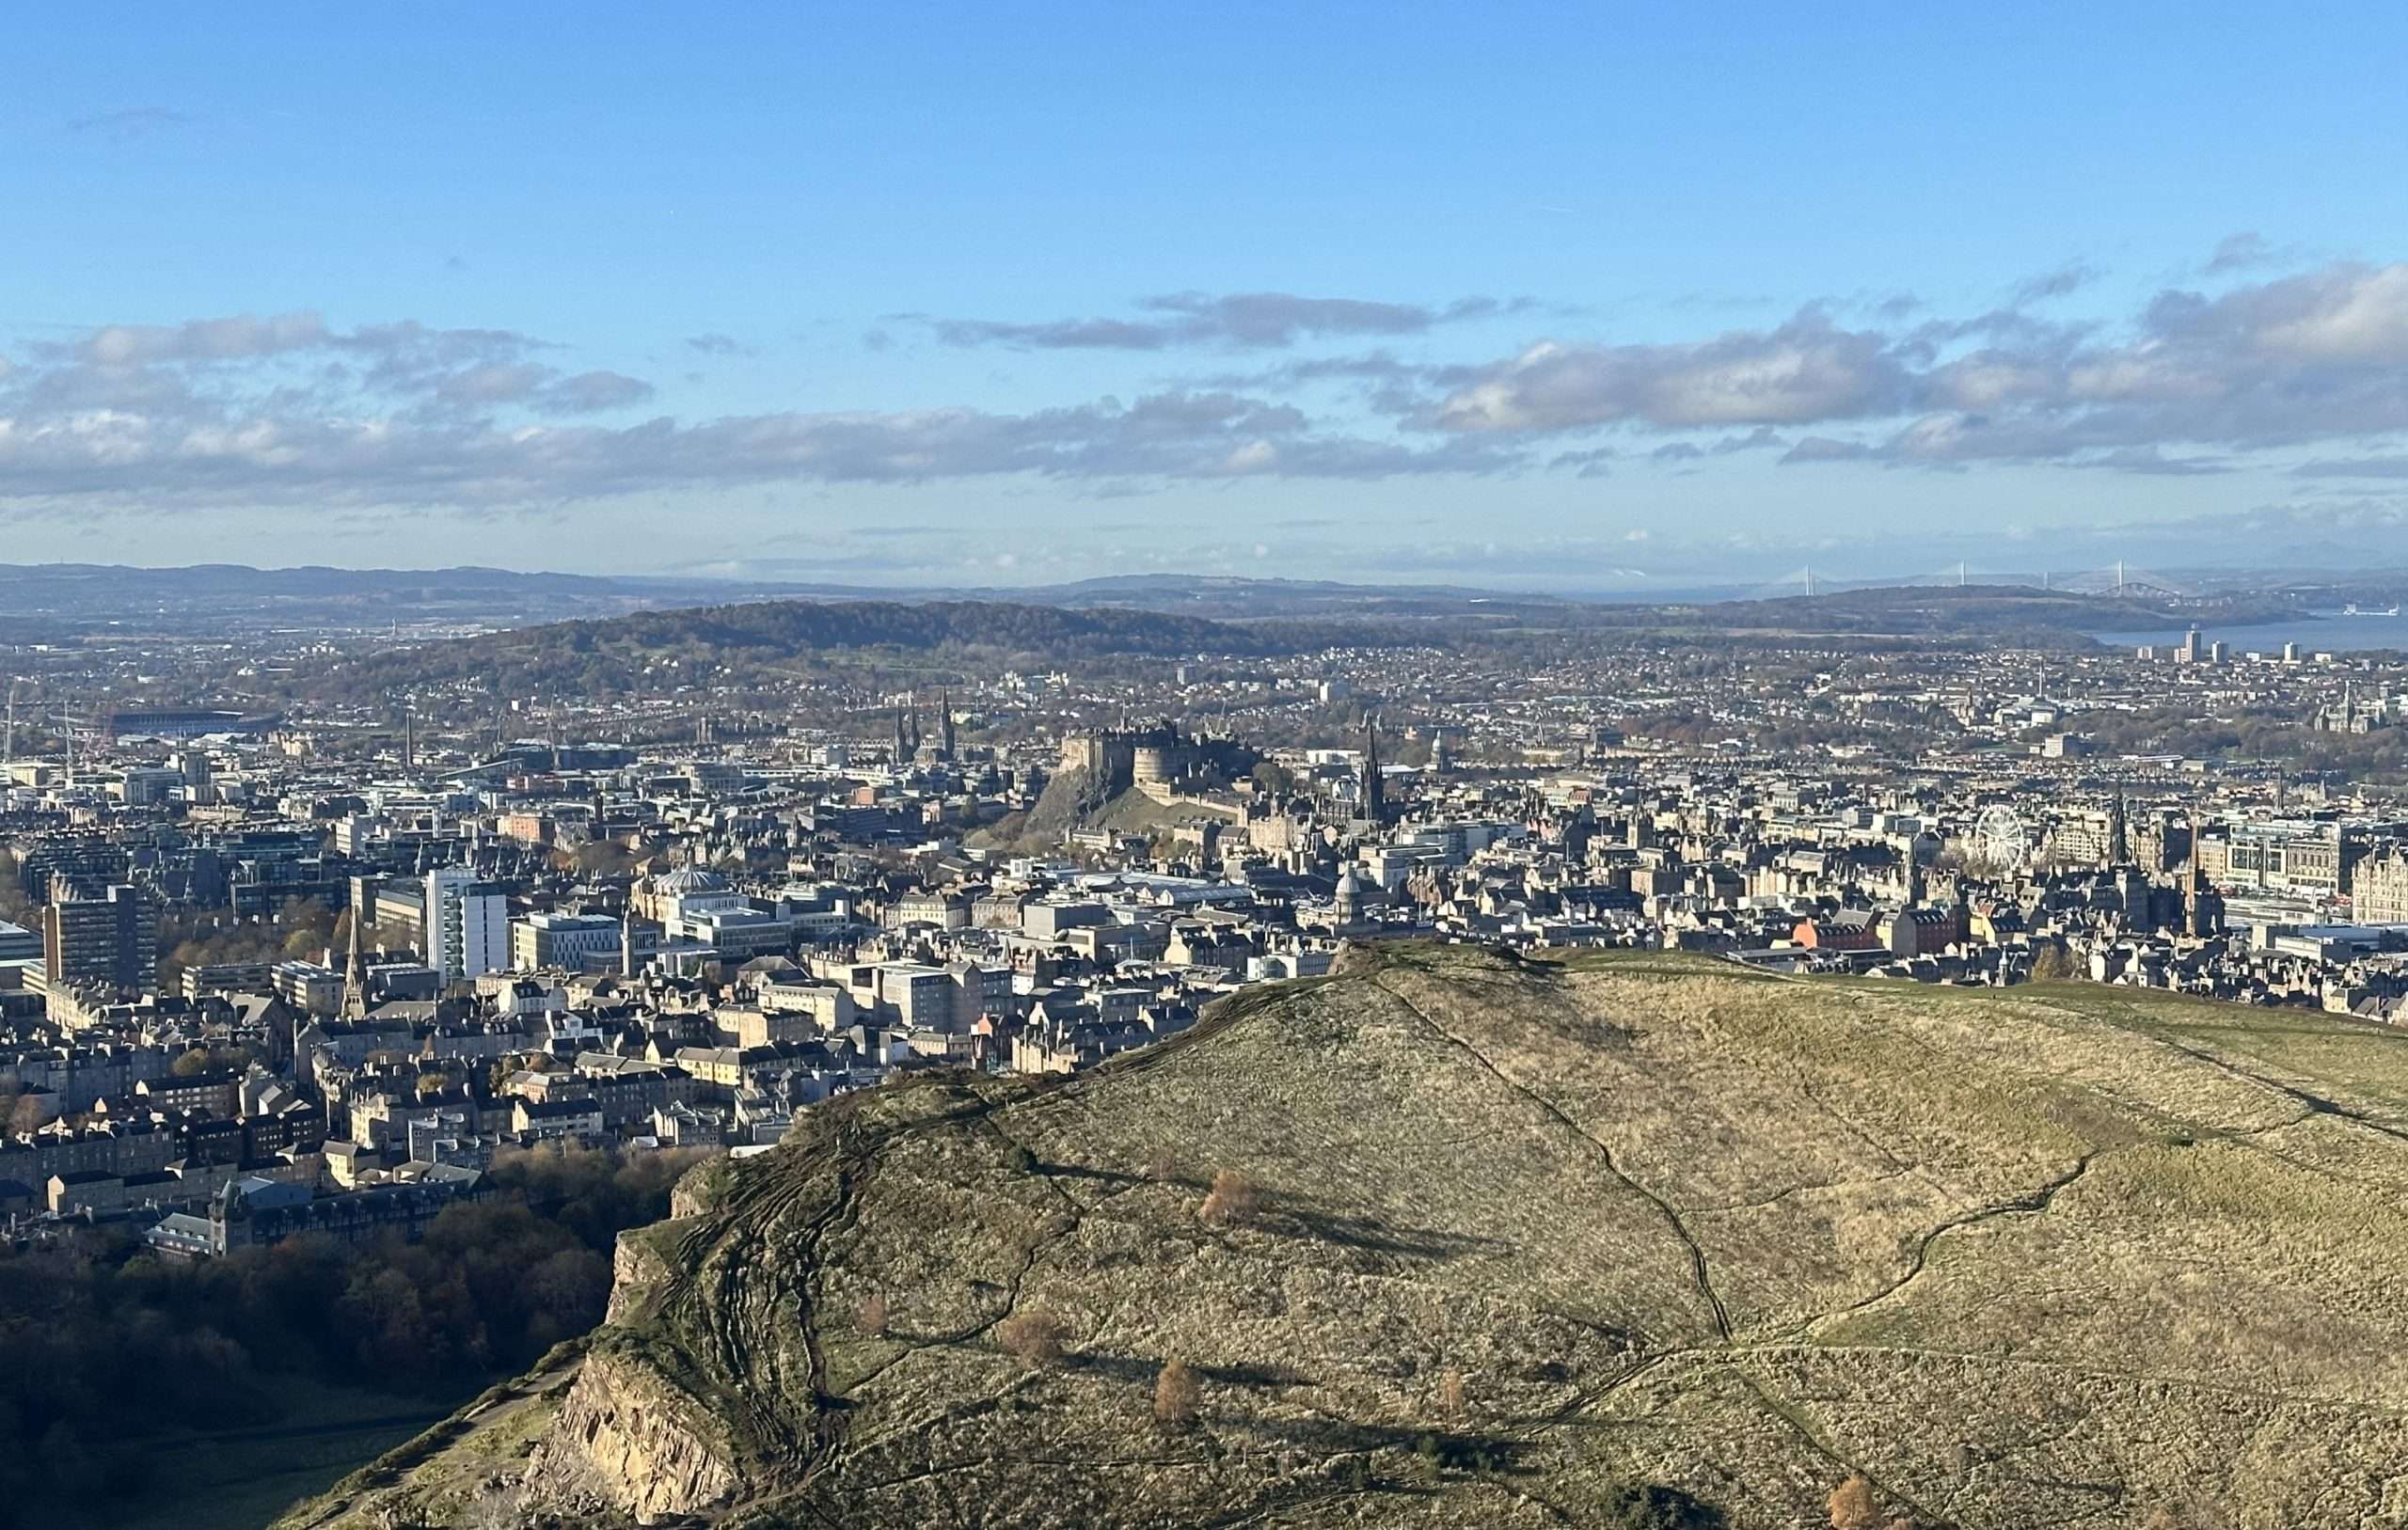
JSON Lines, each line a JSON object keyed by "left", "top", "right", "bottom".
{"left": 1972, "top": 804, "right": 2031, "bottom": 869}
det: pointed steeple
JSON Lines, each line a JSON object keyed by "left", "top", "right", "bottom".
{"left": 340, "top": 906, "right": 370, "bottom": 1020}
{"left": 1359, "top": 714, "right": 1386, "bottom": 825}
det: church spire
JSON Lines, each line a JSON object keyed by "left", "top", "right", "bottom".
{"left": 1359, "top": 714, "right": 1386, "bottom": 825}
{"left": 340, "top": 902, "right": 369, "bottom": 1020}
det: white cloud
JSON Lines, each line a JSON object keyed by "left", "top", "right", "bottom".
{"left": 18, "top": 257, "right": 2408, "bottom": 518}
{"left": 1430, "top": 314, "right": 1906, "bottom": 431}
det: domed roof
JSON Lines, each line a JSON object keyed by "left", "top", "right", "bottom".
{"left": 656, "top": 866, "right": 730, "bottom": 894}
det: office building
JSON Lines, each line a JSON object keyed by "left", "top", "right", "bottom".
{"left": 511, "top": 910, "right": 623, "bottom": 971}
{"left": 425, "top": 868, "right": 507, "bottom": 986}
{"left": 41, "top": 883, "right": 159, "bottom": 995}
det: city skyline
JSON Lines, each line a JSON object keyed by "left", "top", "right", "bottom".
{"left": 7, "top": 5, "right": 2408, "bottom": 586}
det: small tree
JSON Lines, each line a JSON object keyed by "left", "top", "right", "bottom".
{"left": 2029, "top": 942, "right": 2082, "bottom": 982}
{"left": 1198, "top": 1168, "right": 1260, "bottom": 1227}
{"left": 1153, "top": 1359, "right": 1201, "bottom": 1425}
{"left": 8, "top": 1091, "right": 47, "bottom": 1136}
{"left": 997, "top": 1310, "right": 1067, "bottom": 1366}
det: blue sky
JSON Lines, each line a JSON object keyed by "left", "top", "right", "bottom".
{"left": 7, "top": 3, "right": 2408, "bottom": 588}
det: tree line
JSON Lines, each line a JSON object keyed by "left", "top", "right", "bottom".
{"left": 0, "top": 1143, "right": 709, "bottom": 1527}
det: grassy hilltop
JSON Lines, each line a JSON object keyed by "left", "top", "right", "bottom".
{"left": 282, "top": 947, "right": 2408, "bottom": 1530}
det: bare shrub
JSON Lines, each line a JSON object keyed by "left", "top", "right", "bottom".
{"left": 1153, "top": 1359, "right": 1201, "bottom": 1424}
{"left": 856, "top": 1292, "right": 889, "bottom": 1337}
{"left": 1198, "top": 1168, "right": 1261, "bottom": 1226}
{"left": 1828, "top": 1475, "right": 1880, "bottom": 1530}
{"left": 1437, "top": 1366, "right": 1466, "bottom": 1416}
{"left": 1146, "top": 1151, "right": 1180, "bottom": 1183}
{"left": 997, "top": 1309, "right": 1068, "bottom": 1365}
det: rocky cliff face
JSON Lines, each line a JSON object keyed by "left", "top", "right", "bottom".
{"left": 284, "top": 946, "right": 2408, "bottom": 1530}
{"left": 525, "top": 1349, "right": 739, "bottom": 1522}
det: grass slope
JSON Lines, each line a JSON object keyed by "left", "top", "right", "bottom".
{"left": 282, "top": 947, "right": 2408, "bottom": 1530}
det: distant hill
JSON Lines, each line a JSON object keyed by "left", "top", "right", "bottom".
{"left": 285, "top": 946, "right": 2408, "bottom": 1529}
{"left": 290, "top": 597, "right": 1308, "bottom": 700}
{"left": 0, "top": 560, "right": 2304, "bottom": 655}
{"left": 0, "top": 561, "right": 811, "bottom": 638}
{"left": 1616, "top": 582, "right": 2301, "bottom": 641}
{"left": 269, "top": 579, "right": 2306, "bottom": 701}
{"left": 0, "top": 561, "right": 1592, "bottom": 634}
